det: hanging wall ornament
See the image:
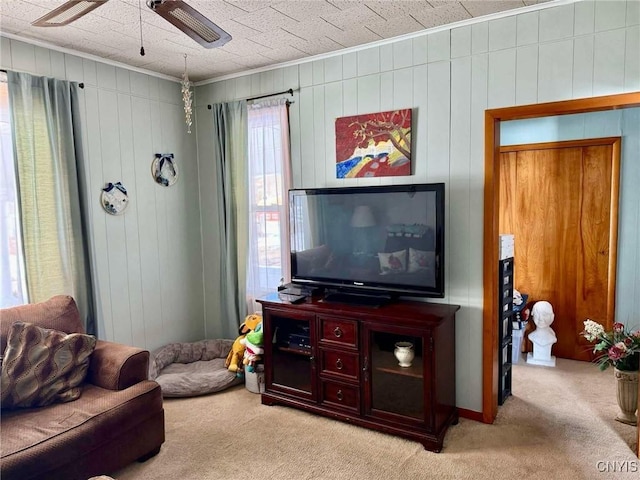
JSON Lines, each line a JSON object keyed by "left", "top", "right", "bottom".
{"left": 152, "top": 153, "right": 178, "bottom": 187}
{"left": 181, "top": 54, "right": 193, "bottom": 133}
{"left": 101, "top": 182, "right": 129, "bottom": 215}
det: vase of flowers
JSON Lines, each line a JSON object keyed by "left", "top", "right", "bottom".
{"left": 581, "top": 320, "right": 640, "bottom": 425}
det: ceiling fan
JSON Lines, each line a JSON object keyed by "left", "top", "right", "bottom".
{"left": 31, "top": 0, "right": 232, "bottom": 48}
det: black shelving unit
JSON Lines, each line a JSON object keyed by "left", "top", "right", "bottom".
{"left": 498, "top": 257, "right": 514, "bottom": 405}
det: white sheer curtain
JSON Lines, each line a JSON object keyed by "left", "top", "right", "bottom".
{"left": 0, "top": 73, "right": 27, "bottom": 308}
{"left": 246, "top": 99, "right": 291, "bottom": 312}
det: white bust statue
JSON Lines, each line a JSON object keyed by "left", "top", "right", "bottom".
{"left": 526, "top": 301, "right": 557, "bottom": 367}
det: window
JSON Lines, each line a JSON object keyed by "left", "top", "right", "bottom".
{"left": 246, "top": 101, "right": 291, "bottom": 310}
{"left": 0, "top": 73, "right": 27, "bottom": 308}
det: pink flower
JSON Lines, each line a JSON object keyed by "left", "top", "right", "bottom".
{"left": 608, "top": 342, "right": 628, "bottom": 361}
{"left": 608, "top": 347, "right": 624, "bottom": 361}
{"left": 613, "top": 322, "right": 625, "bottom": 333}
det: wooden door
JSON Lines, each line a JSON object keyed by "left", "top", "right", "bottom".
{"left": 499, "top": 138, "right": 620, "bottom": 361}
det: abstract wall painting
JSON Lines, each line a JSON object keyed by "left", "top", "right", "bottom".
{"left": 335, "top": 109, "right": 412, "bottom": 178}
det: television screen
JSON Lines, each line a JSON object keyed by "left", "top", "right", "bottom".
{"left": 289, "top": 184, "right": 444, "bottom": 298}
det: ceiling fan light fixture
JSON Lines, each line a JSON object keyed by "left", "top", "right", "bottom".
{"left": 148, "top": 0, "right": 231, "bottom": 48}
{"left": 170, "top": 8, "right": 220, "bottom": 43}
{"left": 32, "top": 0, "right": 108, "bottom": 27}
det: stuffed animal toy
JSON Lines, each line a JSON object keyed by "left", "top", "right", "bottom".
{"left": 241, "top": 322, "right": 264, "bottom": 373}
{"left": 225, "top": 314, "right": 262, "bottom": 374}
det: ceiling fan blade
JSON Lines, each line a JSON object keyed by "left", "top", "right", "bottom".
{"left": 32, "top": 0, "right": 108, "bottom": 27}
{"left": 147, "top": 0, "right": 231, "bottom": 48}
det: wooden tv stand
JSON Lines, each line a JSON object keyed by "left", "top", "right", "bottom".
{"left": 257, "top": 294, "right": 459, "bottom": 452}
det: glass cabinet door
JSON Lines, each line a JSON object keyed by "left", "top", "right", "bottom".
{"left": 265, "top": 310, "right": 316, "bottom": 401}
{"left": 363, "top": 325, "right": 429, "bottom": 426}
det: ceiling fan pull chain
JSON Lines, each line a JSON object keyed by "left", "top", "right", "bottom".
{"left": 138, "top": 0, "right": 145, "bottom": 56}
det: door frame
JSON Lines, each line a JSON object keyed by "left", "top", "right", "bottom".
{"left": 482, "top": 92, "right": 640, "bottom": 424}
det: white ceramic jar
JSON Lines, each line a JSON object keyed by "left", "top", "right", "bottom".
{"left": 394, "top": 341, "right": 415, "bottom": 367}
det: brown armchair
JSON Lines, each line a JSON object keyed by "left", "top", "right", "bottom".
{"left": 0, "top": 295, "right": 165, "bottom": 480}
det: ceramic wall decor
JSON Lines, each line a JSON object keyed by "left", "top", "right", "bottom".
{"left": 101, "top": 182, "right": 129, "bottom": 215}
{"left": 152, "top": 153, "right": 178, "bottom": 186}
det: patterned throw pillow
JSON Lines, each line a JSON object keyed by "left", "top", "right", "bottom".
{"left": 378, "top": 249, "right": 407, "bottom": 275}
{"left": 408, "top": 248, "right": 435, "bottom": 273}
{"left": 0, "top": 322, "right": 96, "bottom": 409}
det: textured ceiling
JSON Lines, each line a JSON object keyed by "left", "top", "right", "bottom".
{"left": 1, "top": 0, "right": 551, "bottom": 82}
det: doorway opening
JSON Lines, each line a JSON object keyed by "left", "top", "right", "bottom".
{"left": 482, "top": 92, "right": 640, "bottom": 424}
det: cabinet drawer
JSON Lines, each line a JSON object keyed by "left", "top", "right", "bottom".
{"left": 501, "top": 340, "right": 511, "bottom": 366}
{"left": 320, "top": 380, "right": 360, "bottom": 412}
{"left": 501, "top": 258, "right": 513, "bottom": 275}
{"left": 320, "top": 317, "right": 358, "bottom": 347}
{"left": 501, "top": 313, "right": 512, "bottom": 340}
{"left": 321, "top": 349, "right": 359, "bottom": 380}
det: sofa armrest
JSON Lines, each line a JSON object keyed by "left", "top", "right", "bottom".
{"left": 87, "top": 340, "right": 150, "bottom": 390}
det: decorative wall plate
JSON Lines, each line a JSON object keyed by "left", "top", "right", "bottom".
{"left": 152, "top": 153, "right": 178, "bottom": 187}
{"left": 101, "top": 182, "right": 129, "bottom": 215}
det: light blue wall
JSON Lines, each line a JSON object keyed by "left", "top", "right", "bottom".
{"left": 501, "top": 108, "right": 640, "bottom": 329}
{"left": 195, "top": 0, "right": 640, "bottom": 412}
{"left": 0, "top": 37, "right": 205, "bottom": 351}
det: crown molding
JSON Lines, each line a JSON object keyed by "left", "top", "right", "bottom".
{"left": 0, "top": 32, "right": 182, "bottom": 83}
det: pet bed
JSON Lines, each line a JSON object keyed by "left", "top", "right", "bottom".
{"left": 148, "top": 339, "right": 242, "bottom": 397}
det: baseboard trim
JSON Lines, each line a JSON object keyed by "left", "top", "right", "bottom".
{"left": 458, "top": 407, "right": 486, "bottom": 423}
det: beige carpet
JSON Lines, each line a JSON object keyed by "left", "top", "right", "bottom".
{"left": 112, "top": 358, "right": 638, "bottom": 480}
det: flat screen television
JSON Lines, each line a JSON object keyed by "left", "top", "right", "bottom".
{"left": 289, "top": 183, "right": 445, "bottom": 303}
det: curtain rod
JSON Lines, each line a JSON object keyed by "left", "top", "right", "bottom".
{"left": 0, "top": 69, "right": 85, "bottom": 88}
{"left": 207, "top": 88, "right": 295, "bottom": 110}
{"left": 247, "top": 88, "right": 294, "bottom": 102}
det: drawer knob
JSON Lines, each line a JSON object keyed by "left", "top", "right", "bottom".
{"left": 336, "top": 389, "right": 343, "bottom": 401}
{"left": 333, "top": 327, "right": 343, "bottom": 338}
{"left": 335, "top": 358, "right": 343, "bottom": 370}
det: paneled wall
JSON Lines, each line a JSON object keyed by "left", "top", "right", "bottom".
{"left": 0, "top": 37, "right": 204, "bottom": 351}
{"left": 195, "top": 0, "right": 640, "bottom": 412}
